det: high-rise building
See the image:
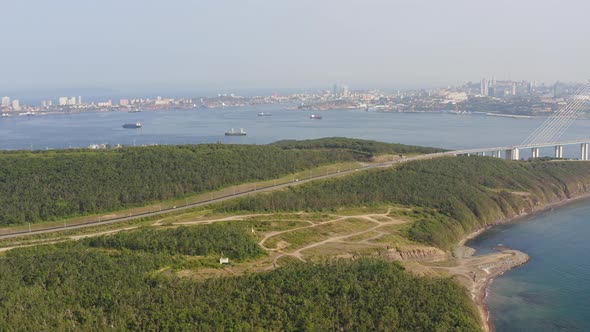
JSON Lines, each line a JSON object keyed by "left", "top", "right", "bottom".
{"left": 527, "top": 81, "right": 534, "bottom": 94}
{"left": 512, "top": 82, "right": 517, "bottom": 96}
{"left": 69, "top": 97, "right": 76, "bottom": 105}
{"left": 332, "top": 83, "right": 349, "bottom": 98}
{"left": 59, "top": 97, "right": 68, "bottom": 106}
{"left": 11, "top": 100, "right": 20, "bottom": 111}
{"left": 342, "top": 84, "right": 350, "bottom": 97}
{"left": 120, "top": 99, "right": 129, "bottom": 106}
{"left": 488, "top": 86, "right": 496, "bottom": 97}
{"left": 78, "top": 96, "right": 82, "bottom": 105}
{"left": 480, "top": 79, "right": 488, "bottom": 96}
{"left": 1, "top": 96, "right": 10, "bottom": 107}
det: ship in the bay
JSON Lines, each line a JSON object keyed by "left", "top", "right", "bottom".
{"left": 310, "top": 114, "right": 322, "bottom": 119}
{"left": 122, "top": 122, "right": 142, "bottom": 129}
{"left": 225, "top": 128, "right": 247, "bottom": 136}
{"left": 257, "top": 112, "right": 272, "bottom": 116}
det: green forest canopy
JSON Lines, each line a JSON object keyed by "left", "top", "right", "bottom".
{"left": 219, "top": 157, "right": 590, "bottom": 249}
{"left": 86, "top": 223, "right": 264, "bottom": 260}
{"left": 0, "top": 239, "right": 481, "bottom": 331}
{"left": 0, "top": 138, "right": 438, "bottom": 226}
{"left": 272, "top": 137, "right": 445, "bottom": 156}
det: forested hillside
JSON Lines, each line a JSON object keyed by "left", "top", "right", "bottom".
{"left": 272, "top": 137, "right": 444, "bottom": 156}
{"left": 0, "top": 240, "right": 480, "bottom": 331}
{"left": 0, "top": 138, "right": 433, "bottom": 226}
{"left": 87, "top": 224, "right": 263, "bottom": 260}
{"left": 221, "top": 157, "right": 590, "bottom": 249}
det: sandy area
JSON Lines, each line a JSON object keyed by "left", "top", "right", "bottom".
{"left": 430, "top": 243, "right": 529, "bottom": 332}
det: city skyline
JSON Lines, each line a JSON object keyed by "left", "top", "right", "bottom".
{"left": 2, "top": 76, "right": 585, "bottom": 105}
{"left": 2, "top": 78, "right": 584, "bottom": 119}
{"left": 2, "top": 0, "right": 590, "bottom": 93}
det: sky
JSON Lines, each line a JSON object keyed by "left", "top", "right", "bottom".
{"left": 1, "top": 0, "right": 590, "bottom": 95}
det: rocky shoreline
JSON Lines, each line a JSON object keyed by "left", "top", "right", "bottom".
{"left": 466, "top": 246, "right": 529, "bottom": 332}
{"left": 459, "top": 191, "right": 590, "bottom": 331}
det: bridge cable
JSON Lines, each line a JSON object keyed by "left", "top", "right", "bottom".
{"left": 521, "top": 83, "right": 590, "bottom": 146}
{"left": 522, "top": 83, "right": 590, "bottom": 145}
{"left": 521, "top": 82, "right": 590, "bottom": 146}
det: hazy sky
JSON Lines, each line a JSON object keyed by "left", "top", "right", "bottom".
{"left": 2, "top": 0, "right": 589, "bottom": 94}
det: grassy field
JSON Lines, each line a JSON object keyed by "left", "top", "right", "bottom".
{"left": 263, "top": 217, "right": 377, "bottom": 251}
{"left": 0, "top": 202, "right": 427, "bottom": 271}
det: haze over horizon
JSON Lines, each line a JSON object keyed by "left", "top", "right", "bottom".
{"left": 2, "top": 0, "right": 590, "bottom": 95}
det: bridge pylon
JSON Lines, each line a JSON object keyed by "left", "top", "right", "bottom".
{"left": 555, "top": 145, "right": 564, "bottom": 159}
{"left": 581, "top": 143, "right": 589, "bottom": 160}
{"left": 505, "top": 148, "right": 520, "bottom": 161}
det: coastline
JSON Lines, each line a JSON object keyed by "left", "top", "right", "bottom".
{"left": 458, "top": 191, "right": 590, "bottom": 332}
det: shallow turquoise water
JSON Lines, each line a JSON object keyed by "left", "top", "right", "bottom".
{"left": 468, "top": 200, "right": 590, "bottom": 331}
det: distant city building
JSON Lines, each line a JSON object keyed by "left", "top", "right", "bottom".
{"left": 1, "top": 96, "right": 10, "bottom": 107}
{"left": 332, "top": 83, "right": 349, "bottom": 98}
{"left": 155, "top": 98, "right": 173, "bottom": 105}
{"left": 119, "top": 99, "right": 129, "bottom": 106}
{"left": 512, "top": 82, "right": 517, "bottom": 96}
{"left": 11, "top": 100, "right": 20, "bottom": 111}
{"left": 480, "top": 79, "right": 488, "bottom": 96}
{"left": 342, "top": 84, "right": 350, "bottom": 97}
{"left": 488, "top": 86, "right": 496, "bottom": 97}
{"left": 444, "top": 92, "right": 468, "bottom": 103}
{"left": 68, "top": 97, "right": 76, "bottom": 105}
{"left": 59, "top": 97, "right": 68, "bottom": 106}
{"left": 78, "top": 96, "right": 82, "bottom": 105}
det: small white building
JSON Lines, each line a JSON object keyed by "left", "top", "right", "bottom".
{"left": 219, "top": 257, "right": 229, "bottom": 265}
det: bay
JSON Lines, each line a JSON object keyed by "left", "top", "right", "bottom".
{"left": 2, "top": 105, "right": 590, "bottom": 159}
{"left": 468, "top": 200, "right": 590, "bottom": 331}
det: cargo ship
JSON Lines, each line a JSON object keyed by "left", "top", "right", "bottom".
{"left": 310, "top": 114, "right": 322, "bottom": 119}
{"left": 122, "top": 122, "right": 142, "bottom": 129}
{"left": 225, "top": 128, "right": 246, "bottom": 136}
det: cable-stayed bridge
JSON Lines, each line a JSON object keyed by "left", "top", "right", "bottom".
{"left": 452, "top": 81, "right": 590, "bottom": 160}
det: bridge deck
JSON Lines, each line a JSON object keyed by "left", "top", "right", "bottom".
{"left": 450, "top": 139, "right": 590, "bottom": 155}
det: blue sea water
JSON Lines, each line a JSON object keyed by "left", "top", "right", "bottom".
{"left": 2, "top": 105, "right": 590, "bottom": 158}
{"left": 468, "top": 200, "right": 590, "bottom": 331}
